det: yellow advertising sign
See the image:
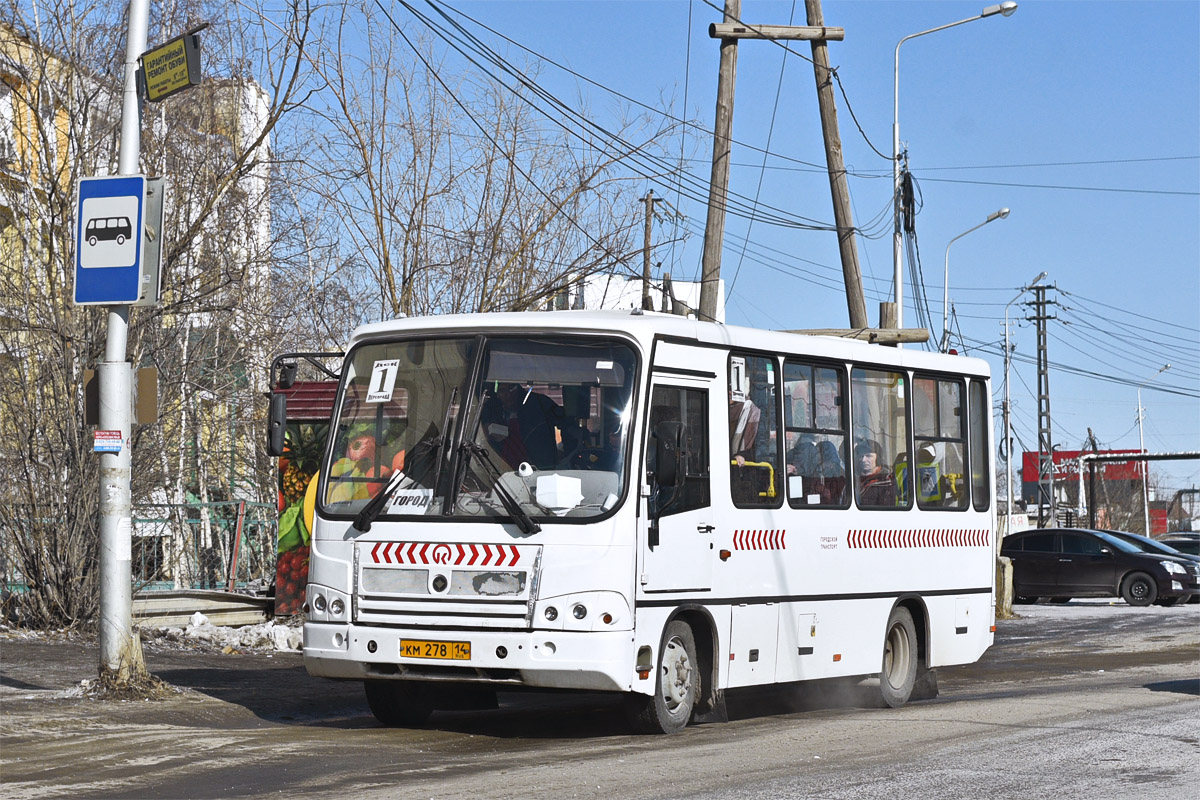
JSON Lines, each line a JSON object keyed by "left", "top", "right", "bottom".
{"left": 141, "top": 32, "right": 201, "bottom": 102}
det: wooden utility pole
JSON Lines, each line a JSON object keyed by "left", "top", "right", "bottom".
{"left": 698, "top": 0, "right": 741, "bottom": 324}
{"left": 805, "top": 0, "right": 867, "bottom": 329}
{"left": 699, "top": 4, "right": 847, "bottom": 324}
{"left": 640, "top": 189, "right": 659, "bottom": 311}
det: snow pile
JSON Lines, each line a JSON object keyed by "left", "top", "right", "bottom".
{"left": 142, "top": 614, "right": 303, "bottom": 653}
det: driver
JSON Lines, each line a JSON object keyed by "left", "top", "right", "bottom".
{"left": 482, "top": 383, "right": 570, "bottom": 470}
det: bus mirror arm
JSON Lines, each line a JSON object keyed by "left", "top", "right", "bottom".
{"left": 267, "top": 393, "right": 287, "bottom": 457}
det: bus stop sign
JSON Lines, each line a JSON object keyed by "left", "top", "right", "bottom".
{"left": 74, "top": 175, "right": 146, "bottom": 305}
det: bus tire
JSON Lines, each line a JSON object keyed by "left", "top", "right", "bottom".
{"left": 627, "top": 620, "right": 698, "bottom": 734}
{"left": 879, "top": 606, "right": 917, "bottom": 708}
{"left": 1121, "top": 572, "right": 1157, "bottom": 607}
{"left": 364, "top": 680, "right": 434, "bottom": 727}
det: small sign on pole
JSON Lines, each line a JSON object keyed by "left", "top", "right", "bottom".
{"left": 140, "top": 25, "right": 206, "bottom": 103}
{"left": 94, "top": 430, "right": 123, "bottom": 453}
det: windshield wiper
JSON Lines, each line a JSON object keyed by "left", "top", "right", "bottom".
{"left": 352, "top": 467, "right": 415, "bottom": 534}
{"left": 460, "top": 441, "right": 541, "bottom": 535}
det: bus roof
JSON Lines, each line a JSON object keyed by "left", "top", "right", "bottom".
{"left": 347, "top": 310, "right": 992, "bottom": 378}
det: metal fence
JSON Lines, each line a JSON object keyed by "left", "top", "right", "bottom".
{"left": 132, "top": 501, "right": 278, "bottom": 592}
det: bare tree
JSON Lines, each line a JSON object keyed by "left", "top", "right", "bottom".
{"left": 0, "top": 1, "right": 316, "bottom": 626}
{"left": 281, "top": 2, "right": 678, "bottom": 322}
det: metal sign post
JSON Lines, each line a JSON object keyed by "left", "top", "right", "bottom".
{"left": 95, "top": 0, "right": 149, "bottom": 682}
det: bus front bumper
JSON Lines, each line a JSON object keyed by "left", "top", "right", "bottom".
{"left": 304, "top": 622, "right": 640, "bottom": 693}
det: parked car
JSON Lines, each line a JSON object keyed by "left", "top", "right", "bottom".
{"left": 1100, "top": 529, "right": 1200, "bottom": 605}
{"left": 1000, "top": 528, "right": 1200, "bottom": 607}
{"left": 1159, "top": 537, "right": 1200, "bottom": 557}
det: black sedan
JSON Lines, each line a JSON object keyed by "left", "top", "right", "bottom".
{"left": 1100, "top": 529, "right": 1200, "bottom": 605}
{"left": 1000, "top": 528, "right": 1200, "bottom": 607}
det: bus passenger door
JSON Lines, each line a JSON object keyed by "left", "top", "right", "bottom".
{"left": 641, "top": 380, "right": 714, "bottom": 593}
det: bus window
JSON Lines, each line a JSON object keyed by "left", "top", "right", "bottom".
{"left": 648, "top": 385, "right": 710, "bottom": 518}
{"left": 912, "top": 376, "right": 968, "bottom": 509}
{"left": 969, "top": 379, "right": 990, "bottom": 511}
{"left": 728, "top": 354, "right": 780, "bottom": 508}
{"left": 783, "top": 361, "right": 848, "bottom": 508}
{"left": 850, "top": 367, "right": 909, "bottom": 509}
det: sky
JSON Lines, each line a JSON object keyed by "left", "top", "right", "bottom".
{"left": 377, "top": 0, "right": 1200, "bottom": 500}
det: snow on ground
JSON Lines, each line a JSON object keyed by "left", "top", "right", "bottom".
{"left": 139, "top": 613, "right": 304, "bottom": 652}
{"left": 0, "top": 614, "right": 304, "bottom": 655}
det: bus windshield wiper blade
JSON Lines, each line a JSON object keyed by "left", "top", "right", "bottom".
{"left": 352, "top": 467, "right": 414, "bottom": 533}
{"left": 461, "top": 441, "right": 541, "bottom": 535}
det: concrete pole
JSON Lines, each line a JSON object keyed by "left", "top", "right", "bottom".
{"left": 99, "top": 0, "right": 148, "bottom": 679}
{"left": 698, "top": 0, "right": 739, "bottom": 324}
{"left": 640, "top": 190, "right": 656, "bottom": 311}
{"left": 805, "top": 0, "right": 867, "bottom": 329}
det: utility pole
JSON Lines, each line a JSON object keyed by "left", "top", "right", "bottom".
{"left": 99, "top": 0, "right": 149, "bottom": 682}
{"left": 640, "top": 189, "right": 660, "bottom": 311}
{"left": 699, "top": 3, "right": 848, "bottom": 325}
{"left": 698, "top": 0, "right": 740, "bottom": 324}
{"left": 1028, "top": 284, "right": 1058, "bottom": 527}
{"left": 804, "top": 0, "right": 866, "bottom": 328}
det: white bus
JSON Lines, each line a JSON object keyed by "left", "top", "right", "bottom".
{"left": 286, "top": 310, "right": 996, "bottom": 733}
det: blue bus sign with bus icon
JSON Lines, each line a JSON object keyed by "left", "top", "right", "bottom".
{"left": 74, "top": 175, "right": 146, "bottom": 305}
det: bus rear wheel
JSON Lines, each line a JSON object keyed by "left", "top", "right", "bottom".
{"left": 879, "top": 606, "right": 917, "bottom": 708}
{"left": 627, "top": 620, "right": 698, "bottom": 734}
{"left": 364, "top": 680, "right": 434, "bottom": 727}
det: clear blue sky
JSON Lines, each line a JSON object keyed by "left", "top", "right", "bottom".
{"left": 404, "top": 0, "right": 1200, "bottom": 497}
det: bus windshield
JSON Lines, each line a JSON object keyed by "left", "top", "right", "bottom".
{"left": 323, "top": 335, "right": 637, "bottom": 523}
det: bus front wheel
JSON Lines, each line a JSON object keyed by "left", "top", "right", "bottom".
{"left": 364, "top": 680, "right": 434, "bottom": 727}
{"left": 879, "top": 606, "right": 917, "bottom": 708}
{"left": 627, "top": 620, "right": 698, "bottom": 734}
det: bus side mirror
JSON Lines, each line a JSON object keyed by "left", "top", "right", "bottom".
{"left": 268, "top": 392, "right": 287, "bottom": 457}
{"left": 654, "top": 421, "right": 685, "bottom": 488}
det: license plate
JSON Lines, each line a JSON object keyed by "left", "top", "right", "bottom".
{"left": 400, "top": 639, "right": 471, "bottom": 660}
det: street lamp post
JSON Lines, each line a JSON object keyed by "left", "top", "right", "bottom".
{"left": 943, "top": 207, "right": 1010, "bottom": 352}
{"left": 1002, "top": 270, "right": 1046, "bottom": 531}
{"left": 893, "top": 1, "right": 1018, "bottom": 338}
{"left": 1138, "top": 364, "right": 1171, "bottom": 534}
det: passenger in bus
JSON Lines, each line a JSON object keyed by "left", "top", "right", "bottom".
{"left": 786, "top": 435, "right": 818, "bottom": 477}
{"left": 855, "top": 439, "right": 896, "bottom": 506}
{"left": 817, "top": 440, "right": 847, "bottom": 504}
{"left": 728, "top": 395, "right": 760, "bottom": 466}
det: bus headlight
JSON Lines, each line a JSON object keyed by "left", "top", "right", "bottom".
{"left": 330, "top": 598, "right": 345, "bottom": 617}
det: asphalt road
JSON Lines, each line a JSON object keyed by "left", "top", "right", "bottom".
{"left": 2, "top": 601, "right": 1197, "bottom": 800}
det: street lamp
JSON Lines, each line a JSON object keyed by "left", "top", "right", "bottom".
{"left": 892, "top": 1, "right": 1018, "bottom": 339}
{"left": 1138, "top": 364, "right": 1171, "bottom": 535}
{"left": 1002, "top": 269, "right": 1046, "bottom": 530}
{"left": 942, "top": 208, "right": 1010, "bottom": 352}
